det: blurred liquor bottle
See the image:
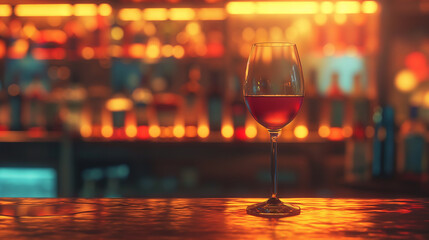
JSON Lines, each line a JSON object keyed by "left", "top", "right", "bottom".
{"left": 64, "top": 70, "right": 87, "bottom": 136}
{"left": 345, "top": 74, "right": 371, "bottom": 182}
{"left": 207, "top": 70, "right": 223, "bottom": 132}
{"left": 397, "top": 106, "right": 427, "bottom": 177}
{"left": 24, "top": 75, "right": 47, "bottom": 131}
{"left": 107, "top": 90, "right": 133, "bottom": 140}
{"left": 132, "top": 73, "right": 153, "bottom": 140}
{"left": 231, "top": 74, "right": 246, "bottom": 140}
{"left": 182, "top": 63, "right": 202, "bottom": 138}
{"left": 327, "top": 72, "right": 345, "bottom": 140}
{"left": 372, "top": 106, "right": 396, "bottom": 178}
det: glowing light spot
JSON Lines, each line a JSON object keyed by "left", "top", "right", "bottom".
{"left": 342, "top": 126, "right": 353, "bottom": 138}
{"left": 169, "top": 8, "right": 195, "bottom": 21}
{"left": 319, "top": 125, "right": 330, "bottom": 138}
{"left": 321, "top": 1, "right": 334, "bottom": 14}
{"left": 80, "top": 125, "right": 92, "bottom": 138}
{"left": 405, "top": 52, "right": 427, "bottom": 81}
{"left": 129, "top": 44, "right": 145, "bottom": 58}
{"left": 226, "top": 2, "right": 256, "bottom": 14}
{"left": 81, "top": 47, "right": 95, "bottom": 60}
{"left": 74, "top": 4, "right": 97, "bottom": 16}
{"left": 126, "top": 125, "right": 137, "bottom": 138}
{"left": 149, "top": 126, "right": 161, "bottom": 138}
{"left": 362, "top": 1, "right": 378, "bottom": 14}
{"left": 335, "top": 1, "right": 360, "bottom": 14}
{"left": 185, "top": 126, "right": 198, "bottom": 138}
{"left": 98, "top": 3, "right": 112, "bottom": 16}
{"left": 334, "top": 14, "right": 347, "bottom": 24}
{"left": 142, "top": 8, "right": 167, "bottom": 21}
{"left": 197, "top": 8, "right": 226, "bottom": 20}
{"left": 118, "top": 8, "right": 141, "bottom": 21}
{"left": 102, "top": 126, "right": 113, "bottom": 138}
{"left": 146, "top": 44, "right": 160, "bottom": 59}
{"left": 111, "top": 26, "right": 124, "bottom": 41}
{"left": 8, "top": 84, "right": 20, "bottom": 97}
{"left": 198, "top": 125, "right": 210, "bottom": 138}
{"left": 23, "top": 23, "right": 38, "bottom": 39}
{"left": 245, "top": 125, "right": 257, "bottom": 139}
{"left": 173, "top": 125, "right": 185, "bottom": 138}
{"left": 110, "top": 45, "right": 123, "bottom": 58}
{"left": 143, "top": 22, "right": 156, "bottom": 36}
{"left": 173, "top": 45, "right": 185, "bottom": 59}
{"left": 395, "top": 70, "right": 417, "bottom": 92}
{"left": 0, "top": 4, "right": 12, "bottom": 17}
{"left": 314, "top": 14, "right": 327, "bottom": 25}
{"left": 221, "top": 125, "right": 234, "bottom": 139}
{"left": 329, "top": 127, "right": 344, "bottom": 141}
{"left": 186, "top": 22, "right": 200, "bottom": 36}
{"left": 256, "top": 2, "right": 319, "bottom": 14}
{"left": 106, "top": 97, "right": 133, "bottom": 112}
{"left": 15, "top": 4, "right": 72, "bottom": 17}
{"left": 161, "top": 44, "right": 174, "bottom": 57}
{"left": 294, "top": 125, "right": 309, "bottom": 139}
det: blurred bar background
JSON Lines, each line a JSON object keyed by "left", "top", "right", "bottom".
{"left": 0, "top": 0, "right": 428, "bottom": 198}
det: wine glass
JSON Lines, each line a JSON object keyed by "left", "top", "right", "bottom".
{"left": 244, "top": 42, "right": 304, "bottom": 217}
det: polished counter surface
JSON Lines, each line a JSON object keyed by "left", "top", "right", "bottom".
{"left": 0, "top": 198, "right": 428, "bottom": 239}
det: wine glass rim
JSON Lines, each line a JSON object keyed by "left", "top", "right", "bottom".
{"left": 252, "top": 42, "right": 296, "bottom": 47}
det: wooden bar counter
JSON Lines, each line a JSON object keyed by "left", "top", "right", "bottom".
{"left": 0, "top": 198, "right": 428, "bottom": 239}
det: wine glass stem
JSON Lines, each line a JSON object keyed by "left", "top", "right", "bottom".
{"left": 269, "top": 130, "right": 280, "bottom": 199}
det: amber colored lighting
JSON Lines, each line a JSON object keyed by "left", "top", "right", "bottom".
{"left": 9, "top": 39, "right": 29, "bottom": 59}
{"left": 342, "top": 126, "right": 353, "bottom": 138}
{"left": 149, "top": 125, "right": 161, "bottom": 138}
{"left": 102, "top": 126, "right": 113, "bottom": 138}
{"left": 118, "top": 8, "right": 141, "bottom": 21}
{"left": 129, "top": 44, "right": 145, "bottom": 58}
{"left": 226, "top": 2, "right": 256, "bottom": 14}
{"left": 173, "top": 45, "right": 185, "bottom": 59}
{"left": 161, "top": 44, "right": 174, "bottom": 57}
{"left": 173, "top": 125, "right": 185, "bottom": 138}
{"left": 185, "top": 126, "right": 198, "bottom": 138}
{"left": 329, "top": 127, "right": 344, "bottom": 141}
{"left": 186, "top": 22, "right": 200, "bottom": 36}
{"left": 80, "top": 125, "right": 92, "bottom": 138}
{"left": 294, "top": 125, "right": 309, "bottom": 139}
{"left": 126, "top": 125, "right": 137, "bottom": 138}
{"left": 334, "top": 14, "right": 347, "bottom": 24}
{"left": 74, "top": 4, "right": 97, "bottom": 16}
{"left": 320, "top": 1, "right": 334, "bottom": 14}
{"left": 40, "top": 30, "right": 67, "bottom": 44}
{"left": 98, "top": 3, "right": 112, "bottom": 16}
{"left": 362, "top": 1, "right": 378, "bottom": 14}
{"left": 146, "top": 44, "right": 160, "bottom": 59}
{"left": 0, "top": 5, "right": 12, "bottom": 17}
{"left": 23, "top": 23, "right": 38, "bottom": 39}
{"left": 0, "top": 41, "right": 5, "bottom": 58}
{"left": 197, "top": 8, "right": 226, "bottom": 20}
{"left": 256, "top": 2, "right": 319, "bottom": 14}
{"left": 395, "top": 70, "right": 417, "bottom": 92}
{"left": 314, "top": 14, "right": 327, "bottom": 25}
{"left": 318, "top": 125, "right": 330, "bottom": 138}
{"left": 81, "top": 47, "right": 95, "bottom": 60}
{"left": 170, "top": 8, "right": 195, "bottom": 21}
{"left": 106, "top": 97, "right": 133, "bottom": 112}
{"left": 245, "top": 125, "right": 257, "bottom": 139}
{"left": 221, "top": 125, "right": 234, "bottom": 139}
{"left": 15, "top": 4, "right": 73, "bottom": 17}
{"left": 142, "top": 8, "right": 168, "bottom": 21}
{"left": 197, "top": 125, "right": 210, "bottom": 138}
{"left": 111, "top": 27, "right": 124, "bottom": 41}
{"left": 335, "top": 1, "right": 360, "bottom": 14}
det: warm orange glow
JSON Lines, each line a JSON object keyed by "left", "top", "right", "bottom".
{"left": 9, "top": 39, "right": 29, "bottom": 59}
{"left": 198, "top": 125, "right": 210, "bottom": 138}
{"left": 173, "top": 45, "right": 185, "bottom": 59}
{"left": 323, "top": 43, "right": 335, "bottom": 56}
{"left": 160, "top": 126, "right": 173, "bottom": 138}
{"left": 74, "top": 4, "right": 97, "bottom": 16}
{"left": 395, "top": 70, "right": 417, "bottom": 92}
{"left": 320, "top": 1, "right": 334, "bottom": 14}
{"left": 8, "top": 84, "right": 20, "bottom": 97}
{"left": 335, "top": 1, "right": 360, "bottom": 14}
{"left": 197, "top": 8, "right": 226, "bottom": 20}
{"left": 81, "top": 47, "right": 95, "bottom": 60}
{"left": 342, "top": 126, "right": 353, "bottom": 138}
{"left": 33, "top": 48, "right": 66, "bottom": 60}
{"left": 102, "top": 125, "right": 113, "bottom": 138}
{"left": 0, "top": 41, "right": 5, "bottom": 58}
{"left": 118, "top": 8, "right": 141, "bottom": 21}
{"left": 294, "top": 125, "right": 309, "bottom": 139}
{"left": 80, "top": 125, "right": 92, "bottom": 138}
{"left": 149, "top": 125, "right": 161, "bottom": 138}
{"left": 221, "top": 125, "right": 234, "bottom": 139}
{"left": 226, "top": 2, "right": 256, "bottom": 14}
{"left": 23, "top": 23, "right": 38, "bottom": 39}
{"left": 0, "top": 5, "right": 12, "bottom": 17}
{"left": 126, "top": 125, "right": 137, "bottom": 138}
{"left": 173, "top": 125, "right": 185, "bottom": 138}
{"left": 110, "top": 45, "right": 123, "bottom": 58}
{"left": 161, "top": 44, "right": 174, "bottom": 57}
{"left": 186, "top": 22, "right": 200, "bottom": 36}
{"left": 329, "top": 127, "right": 344, "bottom": 141}
{"left": 146, "top": 44, "right": 160, "bottom": 59}
{"left": 98, "top": 3, "right": 112, "bottom": 16}
{"left": 40, "top": 30, "right": 67, "bottom": 44}
{"left": 111, "top": 27, "right": 124, "bottom": 41}
{"left": 334, "top": 14, "right": 347, "bottom": 24}
{"left": 142, "top": 8, "right": 168, "bottom": 21}
{"left": 129, "top": 44, "right": 145, "bottom": 58}
{"left": 143, "top": 23, "right": 156, "bottom": 36}
{"left": 15, "top": 4, "right": 73, "bottom": 17}
{"left": 170, "top": 8, "right": 195, "bottom": 21}
{"left": 362, "top": 1, "right": 378, "bottom": 14}
{"left": 318, "top": 125, "right": 330, "bottom": 138}
{"left": 314, "top": 14, "right": 327, "bottom": 25}
{"left": 245, "top": 125, "right": 257, "bottom": 139}
{"left": 256, "top": 2, "right": 319, "bottom": 14}
{"left": 185, "top": 126, "right": 198, "bottom": 138}
{"left": 106, "top": 97, "right": 133, "bottom": 112}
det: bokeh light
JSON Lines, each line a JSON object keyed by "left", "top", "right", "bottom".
{"left": 395, "top": 69, "right": 417, "bottom": 92}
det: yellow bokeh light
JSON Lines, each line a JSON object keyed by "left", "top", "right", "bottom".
{"left": 149, "top": 126, "right": 161, "bottom": 138}
{"left": 129, "top": 44, "right": 145, "bottom": 58}
{"left": 170, "top": 8, "right": 195, "bottom": 21}
{"left": 319, "top": 125, "right": 330, "bottom": 138}
{"left": 198, "top": 125, "right": 210, "bottom": 138}
{"left": 106, "top": 97, "right": 133, "bottom": 112}
{"left": 186, "top": 22, "right": 200, "bottom": 36}
{"left": 294, "top": 125, "right": 309, "bottom": 139}
{"left": 226, "top": 2, "right": 256, "bottom": 14}
{"left": 15, "top": 4, "right": 72, "bottom": 17}
{"left": 142, "top": 8, "right": 168, "bottom": 21}
{"left": 221, "top": 125, "right": 234, "bottom": 139}
{"left": 146, "top": 44, "right": 160, "bottom": 59}
{"left": 23, "top": 23, "right": 38, "bottom": 39}
{"left": 173, "top": 45, "right": 185, "bottom": 59}
{"left": 74, "top": 4, "right": 97, "bottom": 16}
{"left": 81, "top": 47, "right": 95, "bottom": 60}
{"left": 161, "top": 44, "right": 174, "bottom": 57}
{"left": 335, "top": 1, "right": 360, "bottom": 14}
{"left": 0, "top": 4, "right": 12, "bottom": 17}
{"left": 321, "top": 1, "right": 334, "bottom": 14}
{"left": 314, "top": 14, "right": 327, "bottom": 26}
{"left": 111, "top": 26, "right": 124, "bottom": 41}
{"left": 118, "top": 8, "right": 141, "bottom": 21}
{"left": 362, "top": 1, "right": 378, "bottom": 14}
{"left": 126, "top": 125, "right": 137, "bottom": 138}
{"left": 98, "top": 3, "right": 112, "bottom": 16}
{"left": 334, "top": 14, "right": 347, "bottom": 24}
{"left": 256, "top": 2, "right": 318, "bottom": 14}
{"left": 173, "top": 125, "right": 185, "bottom": 138}
{"left": 245, "top": 126, "right": 257, "bottom": 139}
{"left": 102, "top": 126, "right": 113, "bottom": 138}
{"left": 185, "top": 126, "right": 198, "bottom": 138}
{"left": 143, "top": 22, "right": 156, "bottom": 36}
{"left": 342, "top": 126, "right": 353, "bottom": 138}
{"left": 395, "top": 70, "right": 417, "bottom": 92}
{"left": 197, "top": 8, "right": 226, "bottom": 20}
{"left": 80, "top": 125, "right": 92, "bottom": 138}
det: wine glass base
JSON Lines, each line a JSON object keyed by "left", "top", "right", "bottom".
{"left": 246, "top": 198, "right": 300, "bottom": 218}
